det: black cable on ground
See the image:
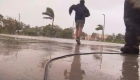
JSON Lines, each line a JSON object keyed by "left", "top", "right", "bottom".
{"left": 44, "top": 52, "right": 127, "bottom": 80}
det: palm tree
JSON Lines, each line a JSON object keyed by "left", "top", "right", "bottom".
{"left": 42, "top": 7, "right": 55, "bottom": 37}
{"left": 95, "top": 24, "right": 103, "bottom": 31}
{"left": 95, "top": 24, "right": 103, "bottom": 40}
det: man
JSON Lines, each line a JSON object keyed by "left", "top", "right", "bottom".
{"left": 69, "top": 0, "right": 90, "bottom": 45}
{"left": 121, "top": 0, "right": 140, "bottom": 54}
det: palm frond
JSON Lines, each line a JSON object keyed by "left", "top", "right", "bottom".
{"left": 43, "top": 17, "right": 52, "bottom": 20}
{"left": 95, "top": 24, "right": 103, "bottom": 31}
{"left": 42, "top": 12, "right": 54, "bottom": 19}
{"left": 46, "top": 7, "right": 54, "bottom": 18}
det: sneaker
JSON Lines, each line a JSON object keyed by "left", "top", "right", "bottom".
{"left": 76, "top": 39, "right": 81, "bottom": 45}
{"left": 120, "top": 47, "right": 139, "bottom": 54}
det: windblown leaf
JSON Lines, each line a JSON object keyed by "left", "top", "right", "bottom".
{"left": 43, "top": 17, "right": 52, "bottom": 20}
{"left": 95, "top": 24, "right": 103, "bottom": 31}
{"left": 46, "top": 7, "right": 54, "bottom": 18}
{"left": 42, "top": 12, "right": 54, "bottom": 19}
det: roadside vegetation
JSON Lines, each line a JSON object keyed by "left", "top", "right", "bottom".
{"left": 0, "top": 7, "right": 125, "bottom": 44}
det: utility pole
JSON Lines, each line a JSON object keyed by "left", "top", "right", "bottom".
{"left": 18, "top": 13, "right": 20, "bottom": 35}
{"left": 102, "top": 14, "right": 105, "bottom": 41}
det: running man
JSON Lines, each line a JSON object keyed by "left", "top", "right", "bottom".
{"left": 69, "top": 0, "right": 90, "bottom": 45}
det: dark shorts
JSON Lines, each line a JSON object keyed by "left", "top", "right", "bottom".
{"left": 76, "top": 20, "right": 84, "bottom": 28}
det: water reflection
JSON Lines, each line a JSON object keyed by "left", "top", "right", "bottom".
{"left": 92, "top": 45, "right": 104, "bottom": 69}
{"left": 64, "top": 45, "right": 85, "bottom": 80}
{"left": 121, "top": 55, "right": 139, "bottom": 80}
{"left": 91, "top": 45, "right": 121, "bottom": 53}
{"left": 40, "top": 46, "right": 53, "bottom": 68}
{"left": 91, "top": 45, "right": 102, "bottom": 50}
{"left": 0, "top": 37, "right": 21, "bottom": 58}
{"left": 92, "top": 45, "right": 103, "bottom": 60}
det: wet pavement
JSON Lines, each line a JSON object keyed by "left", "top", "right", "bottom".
{"left": 0, "top": 34, "right": 139, "bottom": 80}
{"left": 48, "top": 46, "right": 140, "bottom": 80}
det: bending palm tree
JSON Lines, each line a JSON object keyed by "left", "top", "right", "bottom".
{"left": 95, "top": 24, "right": 103, "bottom": 31}
{"left": 42, "top": 7, "right": 55, "bottom": 37}
{"left": 95, "top": 24, "right": 103, "bottom": 40}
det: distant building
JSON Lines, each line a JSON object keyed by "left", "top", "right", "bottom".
{"left": 85, "top": 35, "right": 91, "bottom": 40}
{"left": 104, "top": 35, "right": 109, "bottom": 40}
{"left": 73, "top": 33, "right": 76, "bottom": 39}
{"left": 90, "top": 34, "right": 109, "bottom": 41}
{"left": 73, "top": 33, "right": 88, "bottom": 40}
{"left": 73, "top": 33, "right": 109, "bottom": 41}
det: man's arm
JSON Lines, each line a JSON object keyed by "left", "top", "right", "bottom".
{"left": 84, "top": 7, "right": 90, "bottom": 17}
{"left": 69, "top": 5, "right": 76, "bottom": 15}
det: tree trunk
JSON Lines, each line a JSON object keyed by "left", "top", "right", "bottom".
{"left": 51, "top": 19, "right": 54, "bottom": 37}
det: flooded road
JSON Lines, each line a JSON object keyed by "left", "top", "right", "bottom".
{"left": 0, "top": 35, "right": 139, "bottom": 80}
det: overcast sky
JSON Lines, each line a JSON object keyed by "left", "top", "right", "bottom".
{"left": 0, "top": 0, "right": 125, "bottom": 35}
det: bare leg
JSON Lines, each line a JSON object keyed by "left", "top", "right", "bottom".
{"left": 75, "top": 21, "right": 84, "bottom": 45}
{"left": 76, "top": 23, "right": 84, "bottom": 45}
{"left": 76, "top": 27, "right": 78, "bottom": 39}
{"left": 78, "top": 22, "right": 84, "bottom": 39}
{"left": 75, "top": 22, "right": 80, "bottom": 44}
{"left": 78, "top": 27, "right": 83, "bottom": 39}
